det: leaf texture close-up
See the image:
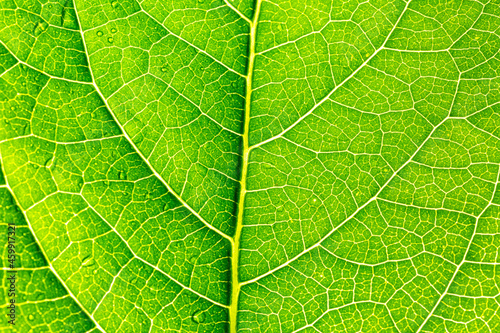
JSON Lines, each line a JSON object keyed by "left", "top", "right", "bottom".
{"left": 1, "top": 0, "right": 500, "bottom": 331}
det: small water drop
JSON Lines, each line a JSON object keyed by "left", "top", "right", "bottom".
{"left": 189, "top": 256, "right": 197, "bottom": 264}
{"left": 61, "top": 8, "right": 75, "bottom": 28}
{"left": 161, "top": 66, "right": 168, "bottom": 72}
{"left": 33, "top": 21, "right": 48, "bottom": 37}
{"left": 10, "top": 106, "right": 15, "bottom": 111}
{"left": 96, "top": 30, "right": 103, "bottom": 37}
{"left": 107, "top": 37, "right": 114, "bottom": 43}
{"left": 111, "top": 28, "right": 117, "bottom": 33}
{"left": 93, "top": 269, "right": 98, "bottom": 274}
{"left": 118, "top": 171, "right": 126, "bottom": 180}
{"left": 28, "top": 314, "right": 35, "bottom": 321}
{"left": 111, "top": 0, "right": 119, "bottom": 8}
{"left": 81, "top": 255, "right": 95, "bottom": 268}
{"left": 162, "top": 202, "right": 169, "bottom": 211}
{"left": 76, "top": 178, "right": 84, "bottom": 191}
{"left": 44, "top": 156, "right": 53, "bottom": 168}
{"left": 191, "top": 310, "right": 206, "bottom": 324}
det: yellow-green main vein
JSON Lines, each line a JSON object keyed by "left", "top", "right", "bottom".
{"left": 230, "top": 1, "right": 262, "bottom": 332}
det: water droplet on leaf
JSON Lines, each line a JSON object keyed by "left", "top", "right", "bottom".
{"left": 189, "top": 256, "right": 197, "bottom": 264}
{"left": 81, "top": 255, "right": 95, "bottom": 267}
{"left": 107, "top": 37, "right": 114, "bottom": 43}
{"left": 75, "top": 178, "right": 84, "bottom": 191}
{"left": 111, "top": 28, "right": 117, "bottom": 33}
{"left": 111, "top": 0, "right": 119, "bottom": 8}
{"left": 161, "top": 66, "right": 168, "bottom": 72}
{"left": 191, "top": 310, "right": 206, "bottom": 324}
{"left": 28, "top": 314, "right": 35, "bottom": 321}
{"left": 34, "top": 21, "right": 48, "bottom": 36}
{"left": 96, "top": 31, "right": 103, "bottom": 37}
{"left": 118, "top": 171, "right": 126, "bottom": 180}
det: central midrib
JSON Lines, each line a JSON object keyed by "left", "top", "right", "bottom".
{"left": 230, "top": 1, "right": 262, "bottom": 332}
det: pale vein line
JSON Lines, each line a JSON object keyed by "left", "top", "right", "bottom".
{"left": 0, "top": 155, "right": 106, "bottom": 332}
{"left": 230, "top": 1, "right": 262, "bottom": 332}
{"left": 241, "top": 63, "right": 461, "bottom": 289}
{"left": 447, "top": 1, "right": 488, "bottom": 51}
{"left": 1, "top": 295, "right": 71, "bottom": 307}
{"left": 75, "top": 191, "right": 229, "bottom": 309}
{"left": 0, "top": 40, "right": 93, "bottom": 86}
{"left": 73, "top": 1, "right": 233, "bottom": 245}
{"left": 249, "top": 0, "right": 413, "bottom": 151}
{"left": 416, "top": 168, "right": 500, "bottom": 332}
{"left": 415, "top": 85, "right": 500, "bottom": 333}
{"left": 139, "top": 8, "right": 246, "bottom": 77}
{"left": 105, "top": 71, "right": 243, "bottom": 137}
{"left": 92, "top": 257, "right": 133, "bottom": 316}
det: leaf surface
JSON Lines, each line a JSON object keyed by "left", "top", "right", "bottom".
{"left": 1, "top": 0, "right": 500, "bottom": 332}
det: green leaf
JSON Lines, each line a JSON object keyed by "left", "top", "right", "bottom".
{"left": 1, "top": 0, "right": 500, "bottom": 332}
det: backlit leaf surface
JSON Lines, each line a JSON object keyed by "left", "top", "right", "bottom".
{"left": 1, "top": 0, "right": 500, "bottom": 332}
